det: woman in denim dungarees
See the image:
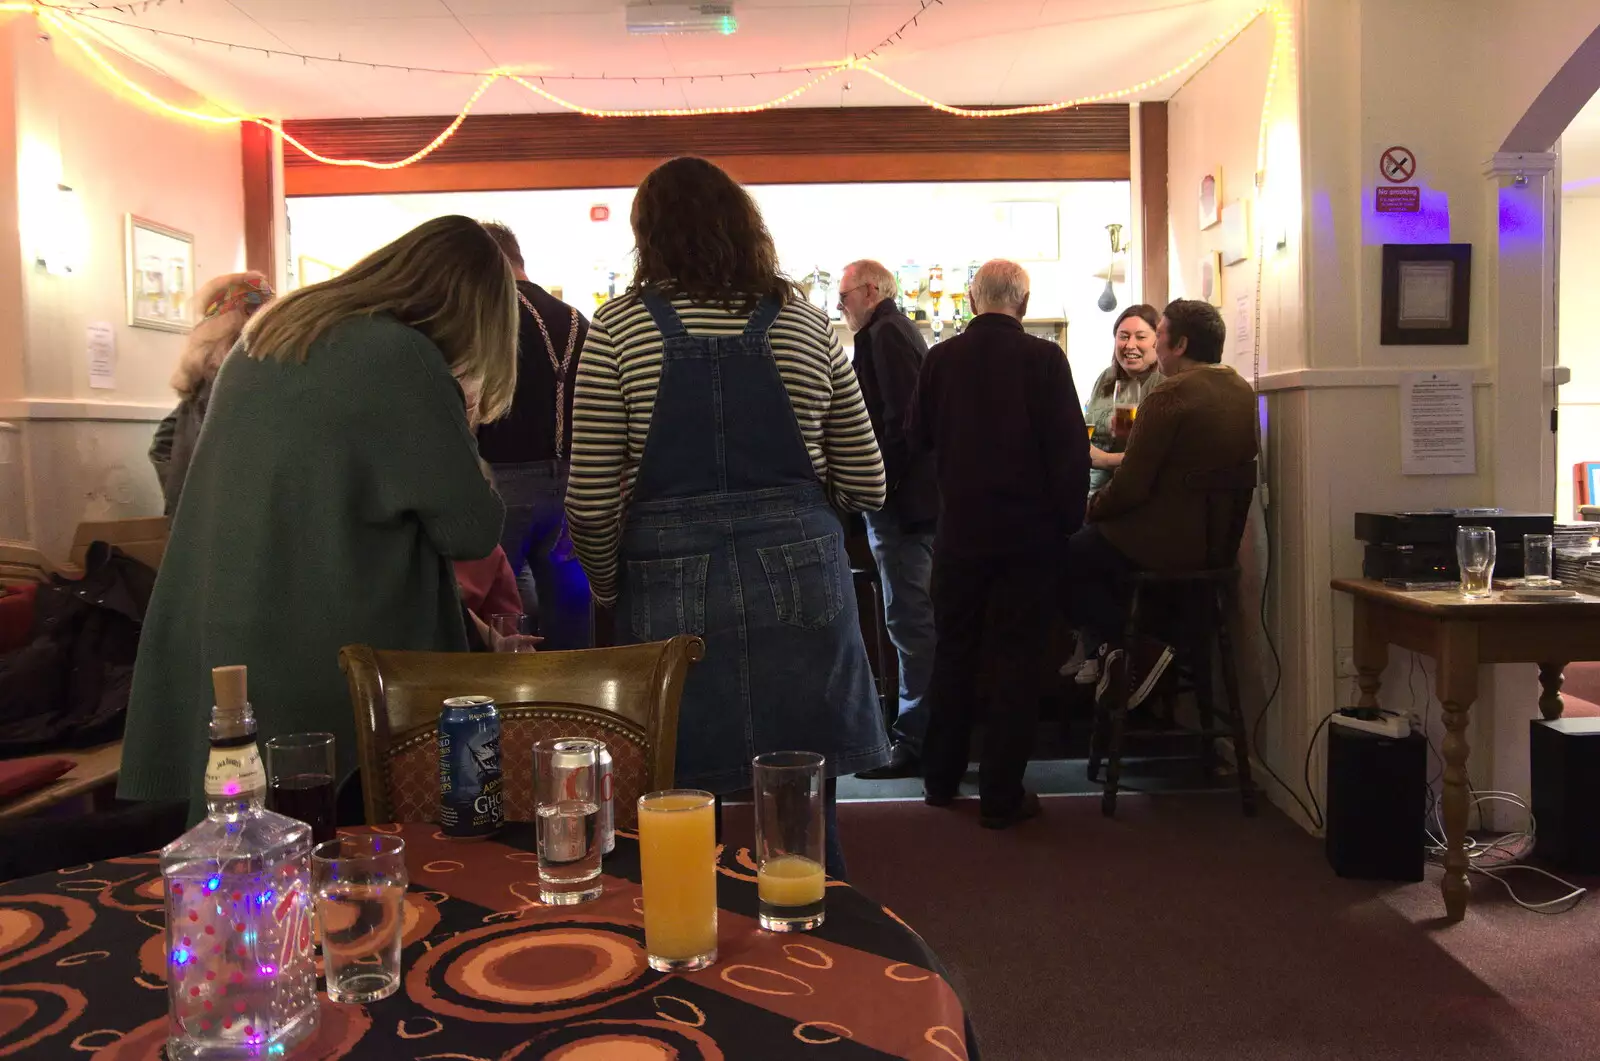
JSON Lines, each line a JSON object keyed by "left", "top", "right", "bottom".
{"left": 566, "top": 158, "right": 890, "bottom": 878}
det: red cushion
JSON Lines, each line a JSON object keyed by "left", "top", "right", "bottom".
{"left": 0, "top": 583, "right": 36, "bottom": 653}
{"left": 0, "top": 756, "right": 73, "bottom": 803}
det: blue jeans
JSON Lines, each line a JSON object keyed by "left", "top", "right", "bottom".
{"left": 493, "top": 461, "right": 594, "bottom": 652}
{"left": 863, "top": 510, "right": 936, "bottom": 754}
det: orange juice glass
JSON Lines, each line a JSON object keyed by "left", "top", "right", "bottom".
{"left": 753, "top": 751, "right": 827, "bottom": 932}
{"left": 637, "top": 790, "right": 718, "bottom": 971}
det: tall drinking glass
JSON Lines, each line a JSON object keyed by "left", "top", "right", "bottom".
{"left": 489, "top": 613, "right": 540, "bottom": 653}
{"left": 265, "top": 733, "right": 337, "bottom": 845}
{"left": 753, "top": 751, "right": 827, "bottom": 932}
{"left": 1456, "top": 525, "right": 1496, "bottom": 598}
{"left": 1524, "top": 533, "right": 1555, "bottom": 583}
{"left": 638, "top": 790, "right": 718, "bottom": 972}
{"left": 312, "top": 834, "right": 407, "bottom": 1004}
{"left": 534, "top": 738, "right": 604, "bottom": 905}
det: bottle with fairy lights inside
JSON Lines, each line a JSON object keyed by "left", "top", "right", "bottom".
{"left": 159, "top": 665, "right": 319, "bottom": 1060}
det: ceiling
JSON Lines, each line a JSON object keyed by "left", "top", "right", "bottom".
{"left": 58, "top": 0, "right": 1266, "bottom": 120}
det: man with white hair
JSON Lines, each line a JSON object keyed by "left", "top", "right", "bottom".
{"left": 910, "top": 259, "right": 1091, "bottom": 829}
{"left": 837, "top": 259, "right": 939, "bottom": 779}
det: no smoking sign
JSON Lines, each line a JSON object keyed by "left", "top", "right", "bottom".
{"left": 1380, "top": 145, "right": 1416, "bottom": 184}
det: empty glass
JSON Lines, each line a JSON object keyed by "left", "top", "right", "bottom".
{"left": 638, "top": 790, "right": 718, "bottom": 972}
{"left": 753, "top": 751, "right": 827, "bottom": 932}
{"left": 534, "top": 738, "right": 604, "bottom": 905}
{"left": 264, "top": 733, "right": 337, "bottom": 845}
{"left": 1456, "top": 525, "right": 1496, "bottom": 598}
{"left": 312, "top": 835, "right": 407, "bottom": 1004}
{"left": 1524, "top": 533, "right": 1554, "bottom": 583}
{"left": 488, "top": 613, "right": 539, "bottom": 653}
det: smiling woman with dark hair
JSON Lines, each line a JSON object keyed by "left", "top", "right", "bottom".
{"left": 565, "top": 157, "right": 888, "bottom": 878}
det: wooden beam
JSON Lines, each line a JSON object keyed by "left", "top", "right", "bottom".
{"left": 1138, "top": 101, "right": 1169, "bottom": 310}
{"left": 284, "top": 151, "right": 1130, "bottom": 197}
{"left": 241, "top": 122, "right": 277, "bottom": 277}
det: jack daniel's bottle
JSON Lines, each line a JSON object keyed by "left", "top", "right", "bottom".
{"left": 159, "top": 666, "right": 319, "bottom": 1060}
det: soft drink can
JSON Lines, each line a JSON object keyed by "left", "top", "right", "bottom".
{"left": 438, "top": 695, "right": 503, "bottom": 839}
{"left": 597, "top": 743, "right": 614, "bottom": 854}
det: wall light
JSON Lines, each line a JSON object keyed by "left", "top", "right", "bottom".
{"left": 37, "top": 182, "right": 88, "bottom": 276}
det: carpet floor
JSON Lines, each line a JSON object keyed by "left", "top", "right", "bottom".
{"left": 813, "top": 791, "right": 1598, "bottom": 1061}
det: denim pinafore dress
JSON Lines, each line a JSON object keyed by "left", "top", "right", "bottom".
{"left": 615, "top": 291, "right": 890, "bottom": 792}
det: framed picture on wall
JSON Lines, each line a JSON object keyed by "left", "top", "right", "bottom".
{"left": 1380, "top": 243, "right": 1472, "bottom": 345}
{"left": 125, "top": 215, "right": 194, "bottom": 333}
{"left": 1199, "top": 169, "right": 1222, "bottom": 230}
{"left": 1220, "top": 200, "right": 1251, "bottom": 265}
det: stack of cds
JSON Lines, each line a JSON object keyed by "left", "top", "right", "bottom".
{"left": 1554, "top": 524, "right": 1599, "bottom": 586}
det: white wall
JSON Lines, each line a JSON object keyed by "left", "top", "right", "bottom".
{"left": 1558, "top": 196, "right": 1600, "bottom": 520}
{"left": 0, "top": 19, "right": 244, "bottom": 559}
{"left": 1164, "top": 11, "right": 1303, "bottom": 818}
{"left": 1264, "top": 0, "right": 1600, "bottom": 831}
{"left": 288, "top": 180, "right": 1132, "bottom": 389}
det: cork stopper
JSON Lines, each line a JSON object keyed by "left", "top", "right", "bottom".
{"left": 212, "top": 665, "right": 248, "bottom": 710}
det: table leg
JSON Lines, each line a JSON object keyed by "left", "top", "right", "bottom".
{"left": 1538, "top": 663, "right": 1566, "bottom": 720}
{"left": 1353, "top": 597, "right": 1387, "bottom": 709}
{"left": 1435, "top": 623, "right": 1479, "bottom": 922}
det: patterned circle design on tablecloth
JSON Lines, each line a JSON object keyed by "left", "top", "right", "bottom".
{"left": 96, "top": 870, "right": 166, "bottom": 913}
{"left": 925, "top": 1024, "right": 969, "bottom": 1060}
{"left": 409, "top": 919, "right": 654, "bottom": 1024}
{"left": 402, "top": 891, "right": 443, "bottom": 947}
{"left": 500, "top": 1019, "right": 724, "bottom": 1061}
{"left": 89, "top": 996, "right": 373, "bottom": 1060}
{"left": 0, "top": 895, "right": 95, "bottom": 974}
{"left": 0, "top": 983, "right": 88, "bottom": 1057}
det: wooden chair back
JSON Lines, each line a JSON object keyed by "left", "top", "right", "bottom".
{"left": 1185, "top": 461, "right": 1259, "bottom": 572}
{"left": 66, "top": 517, "right": 170, "bottom": 575}
{"left": 340, "top": 637, "right": 704, "bottom": 829}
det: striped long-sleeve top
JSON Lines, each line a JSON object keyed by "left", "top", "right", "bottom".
{"left": 565, "top": 291, "right": 886, "bottom": 605}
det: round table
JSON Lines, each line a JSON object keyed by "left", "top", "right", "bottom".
{"left": 0, "top": 821, "right": 978, "bottom": 1059}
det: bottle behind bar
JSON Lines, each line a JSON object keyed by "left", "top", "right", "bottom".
{"left": 158, "top": 665, "right": 319, "bottom": 1061}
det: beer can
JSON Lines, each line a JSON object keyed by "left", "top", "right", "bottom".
{"left": 597, "top": 743, "right": 615, "bottom": 854}
{"left": 543, "top": 738, "right": 602, "bottom": 863}
{"left": 438, "top": 695, "right": 503, "bottom": 839}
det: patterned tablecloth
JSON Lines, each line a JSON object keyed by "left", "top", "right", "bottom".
{"left": 0, "top": 821, "right": 977, "bottom": 1059}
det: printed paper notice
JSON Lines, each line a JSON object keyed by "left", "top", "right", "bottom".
{"left": 1232, "top": 292, "right": 1255, "bottom": 369}
{"left": 87, "top": 323, "right": 116, "bottom": 389}
{"left": 1400, "top": 370, "right": 1475, "bottom": 475}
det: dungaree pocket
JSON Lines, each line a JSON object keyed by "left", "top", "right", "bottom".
{"left": 758, "top": 534, "right": 845, "bottom": 629}
{"left": 626, "top": 554, "right": 710, "bottom": 641}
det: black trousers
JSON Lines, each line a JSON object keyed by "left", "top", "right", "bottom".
{"left": 1063, "top": 524, "right": 1141, "bottom": 647}
{"left": 922, "top": 548, "right": 1058, "bottom": 816}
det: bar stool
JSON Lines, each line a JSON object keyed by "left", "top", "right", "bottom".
{"left": 1087, "top": 461, "right": 1259, "bottom": 818}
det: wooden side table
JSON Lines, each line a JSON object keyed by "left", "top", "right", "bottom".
{"left": 1330, "top": 579, "right": 1600, "bottom": 920}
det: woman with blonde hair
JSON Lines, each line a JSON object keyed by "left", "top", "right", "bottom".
{"left": 120, "top": 215, "right": 517, "bottom": 820}
{"left": 149, "top": 272, "right": 274, "bottom": 515}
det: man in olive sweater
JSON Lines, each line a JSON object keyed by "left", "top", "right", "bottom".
{"left": 911, "top": 260, "right": 1090, "bottom": 829}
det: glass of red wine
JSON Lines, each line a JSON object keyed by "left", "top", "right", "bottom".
{"left": 264, "top": 732, "right": 337, "bottom": 845}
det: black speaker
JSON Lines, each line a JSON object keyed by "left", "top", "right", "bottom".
{"left": 1531, "top": 717, "right": 1600, "bottom": 872}
{"left": 1325, "top": 724, "right": 1426, "bottom": 881}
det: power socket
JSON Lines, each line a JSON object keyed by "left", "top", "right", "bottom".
{"left": 1334, "top": 647, "right": 1358, "bottom": 678}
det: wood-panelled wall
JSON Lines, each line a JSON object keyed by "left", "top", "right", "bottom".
{"left": 281, "top": 105, "right": 1132, "bottom": 195}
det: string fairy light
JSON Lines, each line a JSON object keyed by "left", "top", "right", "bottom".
{"left": 10, "top": 1, "right": 1292, "bottom": 172}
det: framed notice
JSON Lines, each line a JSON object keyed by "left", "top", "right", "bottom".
{"left": 125, "top": 215, "right": 194, "bottom": 332}
{"left": 1380, "top": 243, "right": 1471, "bottom": 345}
